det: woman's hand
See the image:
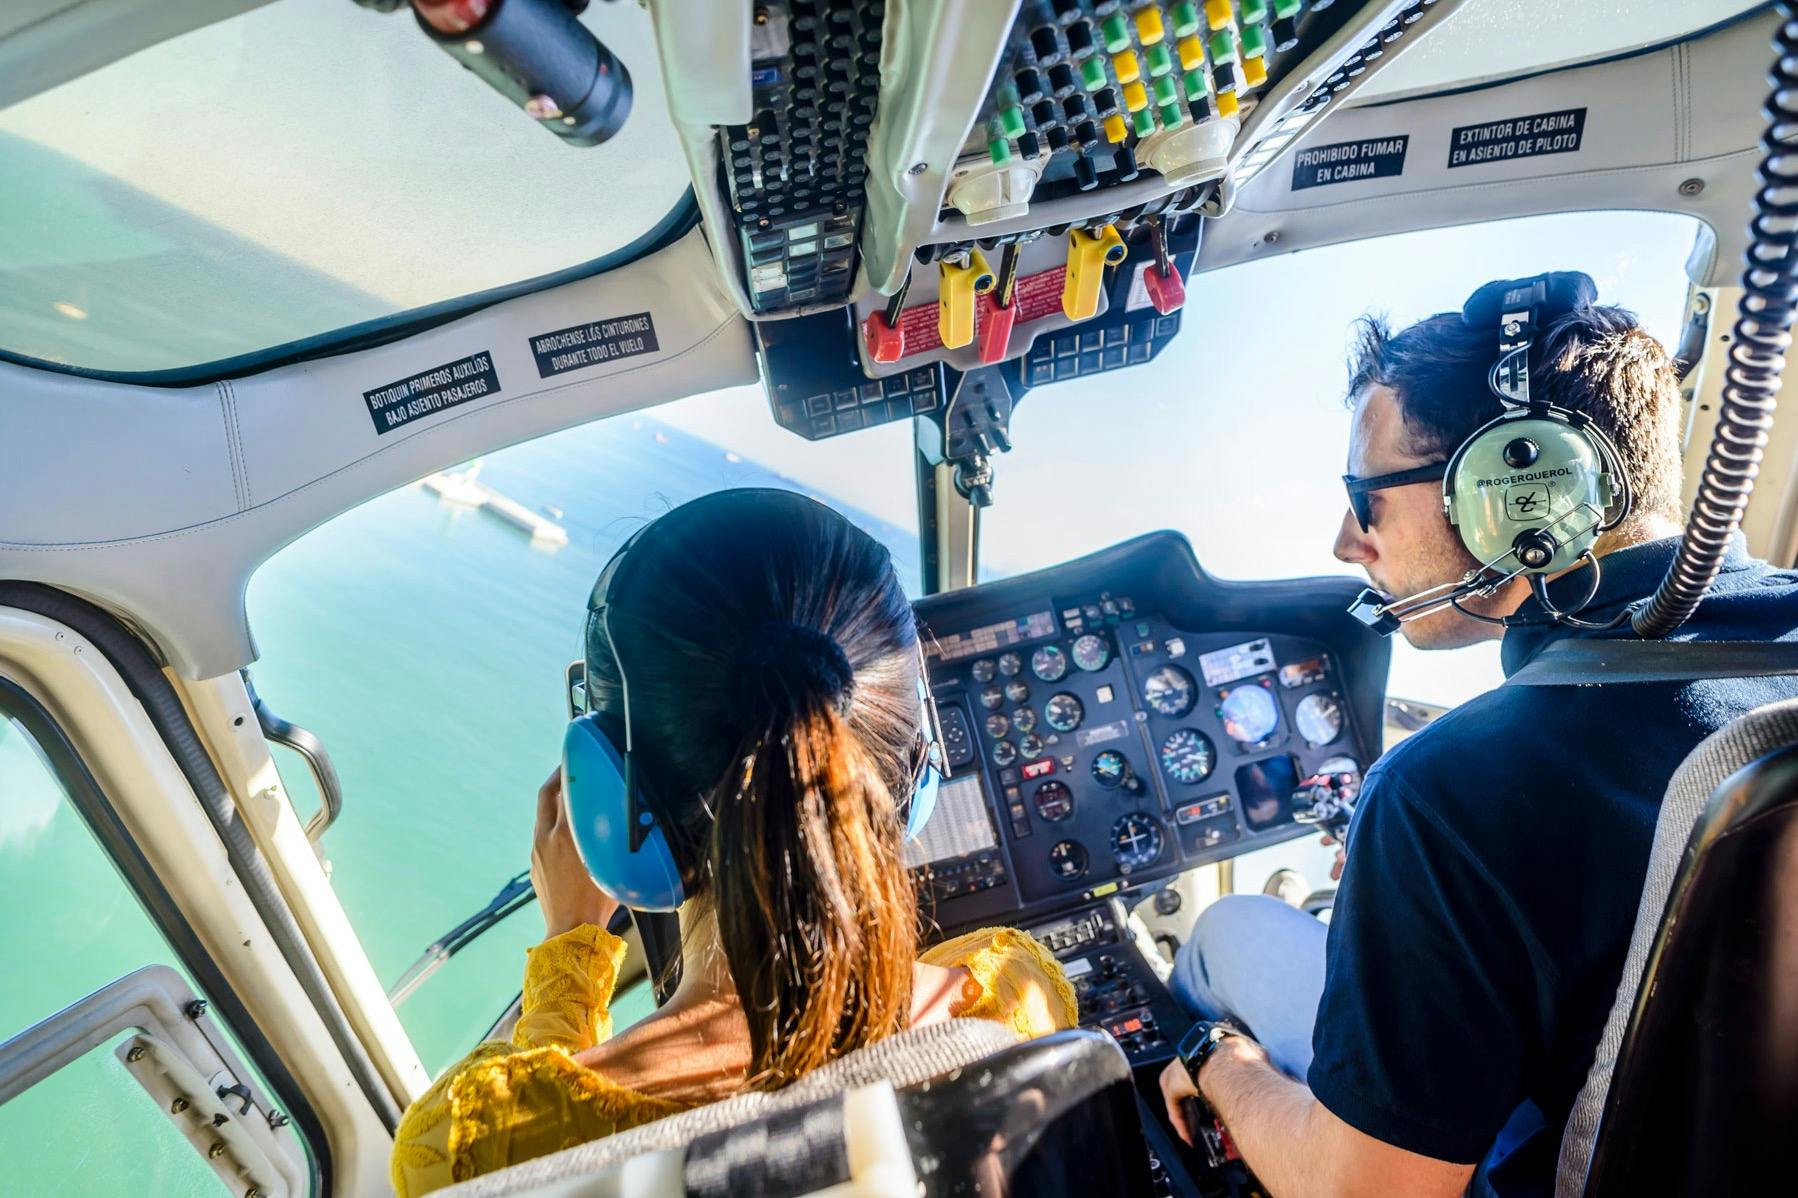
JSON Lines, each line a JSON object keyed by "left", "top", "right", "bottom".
{"left": 1320, "top": 832, "right": 1346, "bottom": 882}
{"left": 531, "top": 767, "right": 620, "bottom": 939}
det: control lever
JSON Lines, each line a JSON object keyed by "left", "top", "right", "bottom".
{"left": 1143, "top": 216, "right": 1187, "bottom": 315}
{"left": 978, "top": 243, "right": 1024, "bottom": 365}
{"left": 1290, "top": 771, "right": 1359, "bottom": 838}
{"left": 939, "top": 249, "right": 997, "bottom": 350}
{"left": 862, "top": 270, "right": 911, "bottom": 364}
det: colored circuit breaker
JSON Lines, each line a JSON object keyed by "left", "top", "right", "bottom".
{"left": 1062, "top": 224, "right": 1127, "bottom": 321}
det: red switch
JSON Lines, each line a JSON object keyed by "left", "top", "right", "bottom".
{"left": 1143, "top": 261, "right": 1186, "bottom": 314}
{"left": 978, "top": 301, "right": 1017, "bottom": 364}
{"left": 862, "top": 311, "right": 906, "bottom": 364}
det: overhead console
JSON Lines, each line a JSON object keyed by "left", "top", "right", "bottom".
{"left": 647, "top": 0, "right": 1462, "bottom": 469}
{"left": 908, "top": 532, "right": 1388, "bottom": 933}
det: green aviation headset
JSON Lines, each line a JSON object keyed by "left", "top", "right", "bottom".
{"left": 1349, "top": 272, "right": 1634, "bottom": 635}
{"left": 561, "top": 491, "right": 947, "bottom": 911}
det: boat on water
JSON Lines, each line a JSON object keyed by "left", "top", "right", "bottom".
{"left": 1, "top": 2, "right": 1796, "bottom": 1196}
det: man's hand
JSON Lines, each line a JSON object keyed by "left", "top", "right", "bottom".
{"left": 1321, "top": 832, "right": 1346, "bottom": 882}
{"left": 1158, "top": 1025, "right": 1474, "bottom": 1198}
{"left": 531, "top": 768, "right": 621, "bottom": 939}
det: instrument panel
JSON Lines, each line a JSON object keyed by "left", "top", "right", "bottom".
{"left": 909, "top": 531, "right": 1388, "bottom": 930}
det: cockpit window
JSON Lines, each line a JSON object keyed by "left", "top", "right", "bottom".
{"left": 1355, "top": 0, "right": 1764, "bottom": 102}
{"left": 0, "top": 1, "right": 689, "bottom": 376}
{"left": 246, "top": 394, "right": 916, "bottom": 1071}
{"left": 979, "top": 210, "right": 1705, "bottom": 710}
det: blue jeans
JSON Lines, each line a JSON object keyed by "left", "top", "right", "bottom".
{"left": 1170, "top": 894, "right": 1328, "bottom": 1080}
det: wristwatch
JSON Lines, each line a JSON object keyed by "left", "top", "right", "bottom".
{"left": 1176, "top": 1019, "right": 1241, "bottom": 1083}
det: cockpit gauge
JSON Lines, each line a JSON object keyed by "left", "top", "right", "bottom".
{"left": 1318, "top": 754, "right": 1361, "bottom": 779}
{"left": 1091, "top": 749, "right": 1129, "bottom": 789}
{"left": 984, "top": 712, "right": 1011, "bottom": 739}
{"left": 1049, "top": 839, "right": 1090, "bottom": 881}
{"left": 1071, "top": 633, "right": 1112, "bottom": 673}
{"left": 1159, "top": 729, "right": 1216, "bottom": 785}
{"left": 991, "top": 739, "right": 1018, "bottom": 767}
{"left": 997, "top": 652, "right": 1024, "bottom": 677}
{"left": 1005, "top": 679, "right": 1031, "bottom": 704}
{"left": 1019, "top": 732, "right": 1046, "bottom": 759}
{"left": 1033, "top": 781, "right": 1075, "bottom": 822}
{"left": 979, "top": 685, "right": 1005, "bottom": 711}
{"left": 1012, "top": 706, "right": 1038, "bottom": 734}
{"left": 1219, "top": 684, "right": 1281, "bottom": 746}
{"left": 1142, "top": 664, "right": 1198, "bottom": 718}
{"left": 1295, "top": 693, "right": 1345, "bottom": 747}
{"left": 1044, "top": 692, "right": 1086, "bottom": 734}
{"left": 1032, "top": 645, "right": 1069, "bottom": 682}
{"left": 1110, "top": 813, "right": 1165, "bottom": 874}
{"left": 971, "top": 658, "right": 997, "bottom": 684}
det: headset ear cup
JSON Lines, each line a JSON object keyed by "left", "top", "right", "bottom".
{"left": 562, "top": 714, "right": 686, "bottom": 911}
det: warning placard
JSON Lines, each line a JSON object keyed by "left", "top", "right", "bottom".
{"left": 1290, "top": 135, "right": 1409, "bottom": 191}
{"left": 528, "top": 312, "right": 660, "bottom": 379}
{"left": 1448, "top": 107, "right": 1586, "bottom": 168}
{"left": 363, "top": 351, "right": 500, "bottom": 435}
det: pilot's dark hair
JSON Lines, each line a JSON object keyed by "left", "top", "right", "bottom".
{"left": 583, "top": 488, "right": 924, "bottom": 1090}
{"left": 1345, "top": 298, "right": 1685, "bottom": 530}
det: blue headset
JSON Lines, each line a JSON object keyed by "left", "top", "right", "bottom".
{"left": 561, "top": 510, "right": 947, "bottom": 912}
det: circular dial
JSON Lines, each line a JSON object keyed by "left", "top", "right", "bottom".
{"left": 1295, "top": 693, "right": 1345, "bottom": 746}
{"left": 1159, "top": 729, "right": 1217, "bottom": 785}
{"left": 1142, "top": 664, "right": 1198, "bottom": 718}
{"left": 983, "top": 712, "right": 1010, "bottom": 739}
{"left": 1091, "top": 749, "right": 1129, "bottom": 789}
{"left": 991, "top": 739, "right": 1018, "bottom": 767}
{"left": 1318, "top": 754, "right": 1361, "bottom": 779}
{"left": 1110, "top": 813, "right": 1165, "bottom": 874}
{"left": 997, "top": 651, "right": 1023, "bottom": 677}
{"left": 979, "top": 685, "right": 1005, "bottom": 711}
{"left": 1011, "top": 706, "right": 1038, "bottom": 734}
{"left": 1005, "top": 679, "right": 1031, "bottom": 704}
{"left": 1049, "top": 839, "right": 1089, "bottom": 881}
{"left": 1033, "top": 780, "right": 1075, "bottom": 822}
{"left": 1219, "top": 684, "right": 1281, "bottom": 745}
{"left": 1044, "top": 692, "right": 1086, "bottom": 734}
{"left": 1032, "top": 645, "right": 1069, "bottom": 682}
{"left": 1019, "top": 732, "right": 1046, "bottom": 759}
{"left": 970, "top": 658, "right": 997, "bottom": 684}
{"left": 1071, "top": 633, "right": 1111, "bottom": 673}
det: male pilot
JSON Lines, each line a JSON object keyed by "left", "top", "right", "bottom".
{"left": 1157, "top": 276, "right": 1798, "bottom": 1197}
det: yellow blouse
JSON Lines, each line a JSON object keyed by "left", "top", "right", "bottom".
{"left": 391, "top": 924, "right": 1076, "bottom": 1196}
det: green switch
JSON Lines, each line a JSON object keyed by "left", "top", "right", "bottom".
{"left": 1145, "top": 43, "right": 1173, "bottom": 78}
{"left": 1170, "top": 0, "right": 1202, "bottom": 37}
{"left": 1101, "top": 12, "right": 1132, "bottom": 53}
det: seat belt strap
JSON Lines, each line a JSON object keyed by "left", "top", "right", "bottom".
{"left": 1507, "top": 639, "right": 1798, "bottom": 687}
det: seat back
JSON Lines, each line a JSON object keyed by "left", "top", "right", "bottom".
{"left": 438, "top": 1023, "right": 1153, "bottom": 1198}
{"left": 1556, "top": 698, "right": 1798, "bottom": 1197}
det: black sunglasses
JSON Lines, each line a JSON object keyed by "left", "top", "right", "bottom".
{"left": 1343, "top": 461, "right": 1450, "bottom": 533}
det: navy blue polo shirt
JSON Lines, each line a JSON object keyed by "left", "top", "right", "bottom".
{"left": 1308, "top": 535, "right": 1798, "bottom": 1196}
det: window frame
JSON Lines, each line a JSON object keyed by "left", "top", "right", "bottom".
{"left": 0, "top": 676, "right": 329, "bottom": 1194}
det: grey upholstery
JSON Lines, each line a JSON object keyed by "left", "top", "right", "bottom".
{"left": 436, "top": 1018, "right": 1017, "bottom": 1198}
{"left": 1554, "top": 698, "right": 1798, "bottom": 1197}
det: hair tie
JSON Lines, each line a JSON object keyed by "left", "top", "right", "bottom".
{"left": 732, "top": 621, "right": 855, "bottom": 726}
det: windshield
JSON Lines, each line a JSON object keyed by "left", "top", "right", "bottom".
{"left": 246, "top": 397, "right": 916, "bottom": 1071}
{"left": 979, "top": 210, "right": 1705, "bottom": 710}
{"left": 1356, "top": 0, "right": 1764, "bottom": 101}
{"left": 0, "top": 0, "right": 689, "bottom": 375}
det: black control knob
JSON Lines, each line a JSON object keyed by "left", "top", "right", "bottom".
{"left": 1094, "top": 86, "right": 1119, "bottom": 116}
{"left": 1046, "top": 124, "right": 1071, "bottom": 153}
{"left": 1503, "top": 437, "right": 1541, "bottom": 468}
{"left": 1014, "top": 67, "right": 1044, "bottom": 105}
{"left": 1048, "top": 62, "right": 1077, "bottom": 97}
{"left": 1073, "top": 154, "right": 1098, "bottom": 190}
{"left": 1067, "top": 19, "right": 1095, "bottom": 57}
{"left": 1064, "top": 93, "right": 1090, "bottom": 123}
{"left": 1031, "top": 99, "right": 1057, "bottom": 128}
{"left": 1030, "top": 25, "right": 1063, "bottom": 65}
{"left": 1271, "top": 16, "right": 1300, "bottom": 51}
{"left": 1053, "top": 0, "right": 1082, "bottom": 22}
{"left": 1017, "top": 130, "right": 1041, "bottom": 159}
{"left": 1113, "top": 144, "right": 1140, "bottom": 181}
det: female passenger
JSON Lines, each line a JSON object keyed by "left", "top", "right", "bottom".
{"left": 392, "top": 488, "right": 1076, "bottom": 1195}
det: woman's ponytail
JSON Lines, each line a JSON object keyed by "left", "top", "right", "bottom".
{"left": 708, "top": 627, "right": 920, "bottom": 1088}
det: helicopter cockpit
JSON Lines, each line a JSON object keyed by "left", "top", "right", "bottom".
{"left": 2, "top": 2, "right": 1796, "bottom": 1196}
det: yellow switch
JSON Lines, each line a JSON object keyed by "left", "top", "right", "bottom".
{"left": 1135, "top": 6, "right": 1165, "bottom": 45}
{"left": 1242, "top": 54, "right": 1268, "bottom": 88}
{"left": 1061, "top": 224, "right": 1127, "bottom": 322}
{"left": 1112, "top": 50, "right": 1141, "bottom": 85}
{"left": 1215, "top": 87, "right": 1240, "bottom": 117}
{"left": 1123, "top": 80, "right": 1149, "bottom": 112}
{"left": 1177, "top": 34, "right": 1206, "bottom": 71}
{"left": 1205, "top": 0, "right": 1233, "bottom": 30}
{"left": 939, "top": 249, "right": 995, "bottom": 350}
{"left": 1104, "top": 112, "right": 1129, "bottom": 143}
